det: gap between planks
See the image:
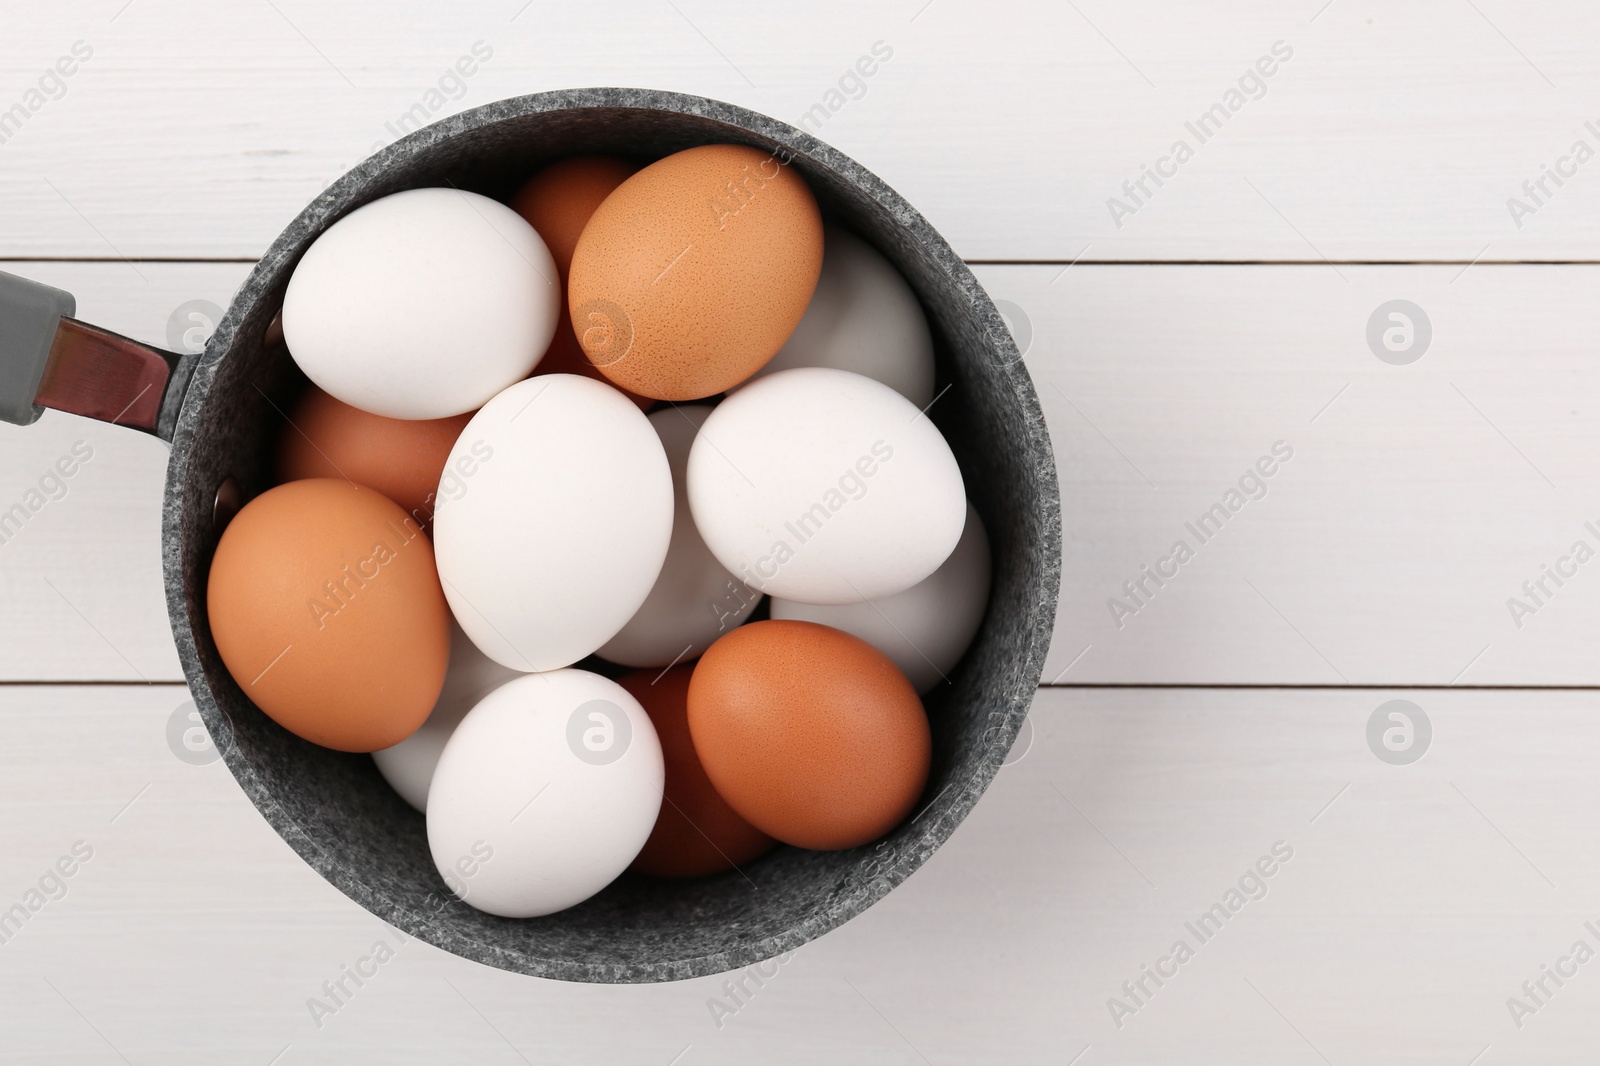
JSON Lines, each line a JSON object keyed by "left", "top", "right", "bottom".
{"left": 12, "top": 257, "right": 1600, "bottom": 267}
{"left": 4, "top": 680, "right": 1600, "bottom": 692}
{"left": 0, "top": 680, "right": 188, "bottom": 687}
{"left": 1040, "top": 683, "right": 1600, "bottom": 691}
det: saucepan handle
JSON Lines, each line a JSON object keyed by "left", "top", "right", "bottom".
{"left": 0, "top": 268, "right": 195, "bottom": 441}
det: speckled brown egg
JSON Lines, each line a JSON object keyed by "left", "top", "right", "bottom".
{"left": 620, "top": 665, "right": 776, "bottom": 878}
{"left": 206, "top": 478, "right": 451, "bottom": 753}
{"left": 687, "top": 620, "right": 930, "bottom": 850}
{"left": 275, "top": 385, "right": 472, "bottom": 528}
{"left": 511, "top": 155, "right": 652, "bottom": 410}
{"left": 567, "top": 144, "right": 824, "bottom": 400}
{"left": 513, "top": 155, "right": 638, "bottom": 273}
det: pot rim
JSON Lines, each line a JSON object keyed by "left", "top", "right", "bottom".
{"left": 162, "top": 87, "right": 1062, "bottom": 982}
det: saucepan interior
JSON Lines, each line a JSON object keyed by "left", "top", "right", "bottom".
{"left": 161, "top": 89, "right": 1060, "bottom": 982}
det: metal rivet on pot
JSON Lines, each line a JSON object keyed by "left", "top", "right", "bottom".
{"left": 213, "top": 477, "right": 242, "bottom": 533}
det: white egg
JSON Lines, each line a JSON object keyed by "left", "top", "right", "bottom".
{"left": 282, "top": 187, "right": 560, "bottom": 419}
{"left": 426, "top": 670, "right": 663, "bottom": 918}
{"left": 745, "top": 226, "right": 935, "bottom": 406}
{"left": 771, "top": 503, "right": 990, "bottom": 693}
{"left": 597, "top": 406, "right": 761, "bottom": 667}
{"left": 372, "top": 619, "right": 524, "bottom": 812}
{"left": 432, "top": 375, "right": 673, "bottom": 671}
{"left": 688, "top": 367, "right": 966, "bottom": 605}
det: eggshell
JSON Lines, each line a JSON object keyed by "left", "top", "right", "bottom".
{"left": 282, "top": 187, "right": 560, "bottom": 419}
{"left": 511, "top": 155, "right": 638, "bottom": 273}
{"left": 688, "top": 367, "right": 966, "bottom": 604}
{"left": 427, "top": 670, "right": 664, "bottom": 917}
{"left": 431, "top": 374, "right": 674, "bottom": 672}
{"left": 597, "top": 405, "right": 761, "bottom": 667}
{"left": 275, "top": 385, "right": 472, "bottom": 527}
{"left": 745, "top": 226, "right": 935, "bottom": 406}
{"left": 620, "top": 666, "right": 775, "bottom": 878}
{"left": 206, "top": 479, "right": 450, "bottom": 752}
{"left": 567, "top": 144, "right": 823, "bottom": 400}
{"left": 511, "top": 156, "right": 652, "bottom": 411}
{"left": 688, "top": 620, "right": 930, "bottom": 850}
{"left": 371, "top": 618, "right": 524, "bottom": 812}
{"left": 772, "top": 503, "right": 990, "bottom": 693}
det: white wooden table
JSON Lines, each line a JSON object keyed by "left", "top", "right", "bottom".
{"left": 4, "top": 2, "right": 1599, "bottom": 1061}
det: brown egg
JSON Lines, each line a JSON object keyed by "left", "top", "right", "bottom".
{"left": 510, "top": 156, "right": 652, "bottom": 411}
{"left": 567, "top": 144, "right": 824, "bottom": 401}
{"left": 619, "top": 666, "right": 776, "bottom": 878}
{"left": 206, "top": 478, "right": 451, "bottom": 752}
{"left": 276, "top": 385, "right": 471, "bottom": 528}
{"left": 687, "top": 620, "right": 930, "bottom": 850}
{"left": 512, "top": 155, "right": 639, "bottom": 274}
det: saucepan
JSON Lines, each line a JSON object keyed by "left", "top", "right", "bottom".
{"left": 0, "top": 88, "right": 1060, "bottom": 982}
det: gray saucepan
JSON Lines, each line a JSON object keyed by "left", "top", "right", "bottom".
{"left": 0, "top": 88, "right": 1060, "bottom": 983}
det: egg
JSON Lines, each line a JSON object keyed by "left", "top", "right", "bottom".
{"left": 744, "top": 226, "right": 935, "bottom": 406}
{"left": 206, "top": 479, "right": 450, "bottom": 752}
{"left": 598, "top": 405, "right": 761, "bottom": 667}
{"left": 282, "top": 187, "right": 560, "bottom": 419}
{"left": 687, "top": 620, "right": 930, "bottom": 850}
{"left": 512, "top": 155, "right": 638, "bottom": 273}
{"left": 371, "top": 619, "right": 524, "bottom": 812}
{"left": 771, "top": 503, "right": 990, "bottom": 693}
{"left": 431, "top": 374, "right": 674, "bottom": 672}
{"left": 275, "top": 385, "right": 472, "bottom": 528}
{"left": 511, "top": 156, "right": 652, "bottom": 411}
{"left": 567, "top": 144, "right": 823, "bottom": 400}
{"left": 619, "top": 666, "right": 775, "bottom": 878}
{"left": 688, "top": 367, "right": 967, "bottom": 605}
{"left": 427, "top": 669, "right": 664, "bottom": 917}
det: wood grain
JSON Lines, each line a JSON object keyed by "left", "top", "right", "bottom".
{"left": 5, "top": 260, "right": 1598, "bottom": 685}
{"left": 1006, "top": 261, "right": 1600, "bottom": 686}
{"left": 2, "top": 1, "right": 1599, "bottom": 261}
{"left": 0, "top": 684, "right": 1592, "bottom": 1063}
{"left": 1, "top": 4, "right": 1591, "bottom": 1063}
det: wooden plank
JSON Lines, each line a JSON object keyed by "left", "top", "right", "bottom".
{"left": 0, "top": 684, "right": 1594, "bottom": 1062}
{"left": 6, "top": 260, "right": 1600, "bottom": 685}
{"left": 2, "top": 1, "right": 1600, "bottom": 261}
{"left": 0, "top": 262, "right": 251, "bottom": 681}
{"left": 999, "top": 261, "right": 1600, "bottom": 685}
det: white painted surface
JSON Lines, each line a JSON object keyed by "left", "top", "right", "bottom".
{"left": 1, "top": 2, "right": 1594, "bottom": 1060}
{"left": 1013, "top": 262, "right": 1600, "bottom": 686}
{"left": 0, "top": 262, "right": 249, "bottom": 681}
{"left": 0, "top": 685, "right": 1594, "bottom": 1064}
{"left": 2, "top": 2, "right": 1600, "bottom": 261}
{"left": 5, "top": 261, "right": 1600, "bottom": 685}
